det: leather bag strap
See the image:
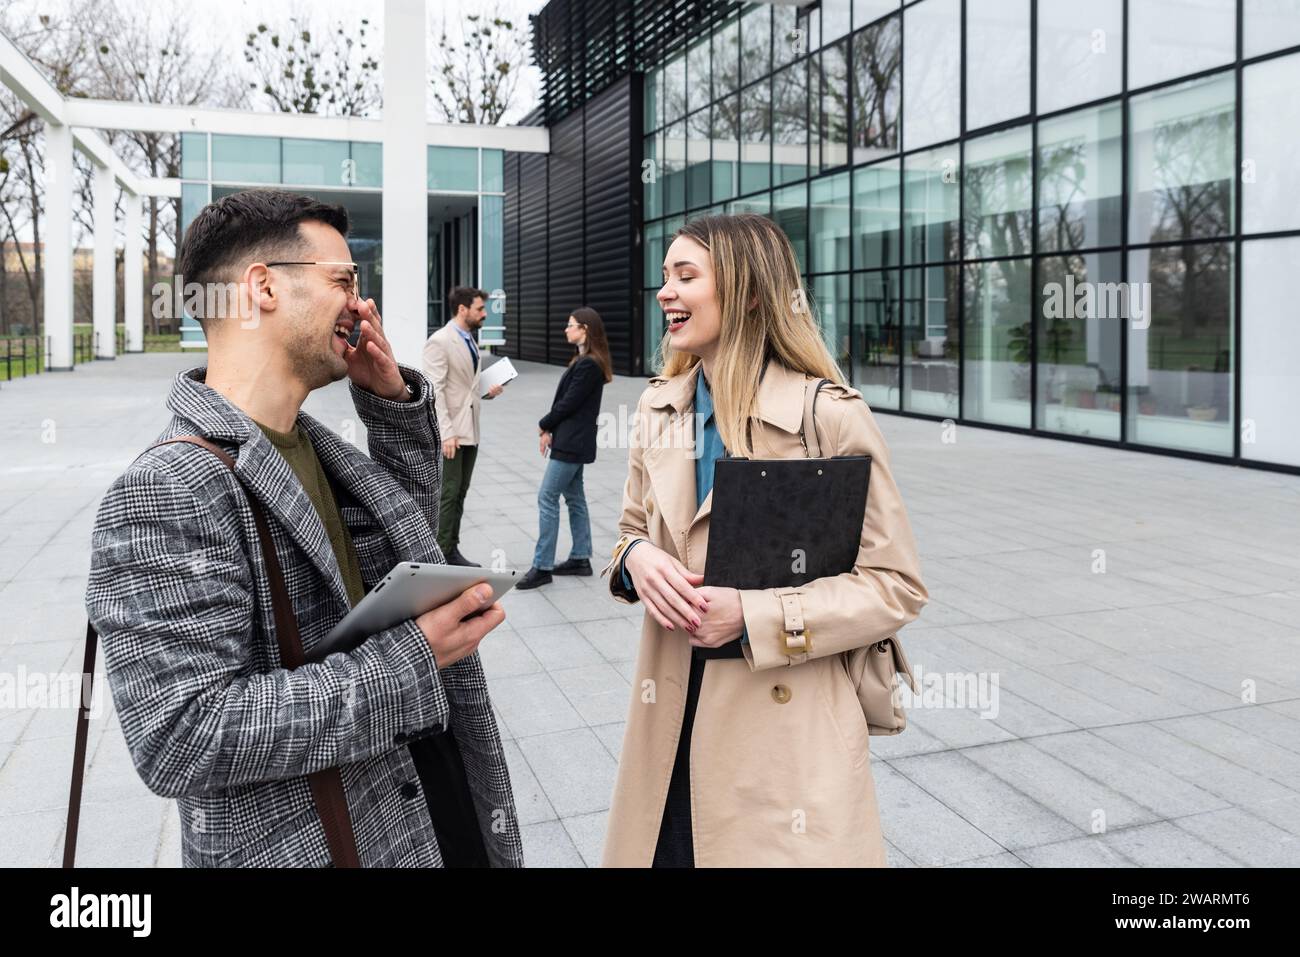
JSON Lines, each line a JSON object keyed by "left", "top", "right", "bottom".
{"left": 66, "top": 434, "right": 361, "bottom": 868}
{"left": 800, "top": 378, "right": 828, "bottom": 458}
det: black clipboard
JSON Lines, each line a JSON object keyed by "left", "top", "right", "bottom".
{"left": 703, "top": 454, "right": 872, "bottom": 590}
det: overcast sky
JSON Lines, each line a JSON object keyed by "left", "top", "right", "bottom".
{"left": 8, "top": 0, "right": 549, "bottom": 122}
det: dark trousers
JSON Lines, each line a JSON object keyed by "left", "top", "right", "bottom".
{"left": 408, "top": 728, "right": 490, "bottom": 867}
{"left": 653, "top": 639, "right": 745, "bottom": 868}
{"left": 437, "top": 442, "right": 478, "bottom": 554}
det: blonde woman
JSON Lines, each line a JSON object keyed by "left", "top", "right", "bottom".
{"left": 600, "top": 213, "right": 928, "bottom": 867}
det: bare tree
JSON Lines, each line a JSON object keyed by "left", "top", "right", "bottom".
{"left": 0, "top": 4, "right": 104, "bottom": 335}
{"left": 92, "top": 0, "right": 245, "bottom": 332}
{"left": 242, "top": 11, "right": 381, "bottom": 117}
{"left": 2, "top": 1, "right": 242, "bottom": 337}
{"left": 429, "top": 7, "right": 530, "bottom": 125}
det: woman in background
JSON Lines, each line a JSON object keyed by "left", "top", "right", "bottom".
{"left": 518, "top": 307, "right": 612, "bottom": 589}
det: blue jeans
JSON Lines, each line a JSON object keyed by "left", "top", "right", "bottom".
{"left": 533, "top": 458, "right": 592, "bottom": 571}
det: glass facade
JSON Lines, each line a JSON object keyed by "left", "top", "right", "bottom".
{"left": 177, "top": 134, "right": 507, "bottom": 347}
{"left": 639, "top": 0, "right": 1300, "bottom": 467}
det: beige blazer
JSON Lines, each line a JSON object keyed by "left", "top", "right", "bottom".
{"left": 598, "top": 358, "right": 929, "bottom": 867}
{"left": 421, "top": 321, "right": 482, "bottom": 446}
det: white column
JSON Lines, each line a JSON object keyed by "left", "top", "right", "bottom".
{"left": 43, "top": 122, "right": 74, "bottom": 370}
{"left": 92, "top": 161, "right": 117, "bottom": 359}
{"left": 382, "top": 0, "right": 429, "bottom": 366}
{"left": 124, "top": 191, "right": 143, "bottom": 352}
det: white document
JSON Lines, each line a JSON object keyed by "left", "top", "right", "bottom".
{"left": 479, "top": 356, "right": 518, "bottom": 396}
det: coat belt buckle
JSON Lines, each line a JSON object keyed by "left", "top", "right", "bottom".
{"left": 782, "top": 628, "right": 811, "bottom": 656}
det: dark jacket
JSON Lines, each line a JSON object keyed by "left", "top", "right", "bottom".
{"left": 539, "top": 355, "right": 605, "bottom": 464}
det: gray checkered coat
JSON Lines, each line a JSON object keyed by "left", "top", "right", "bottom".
{"left": 84, "top": 363, "right": 523, "bottom": 868}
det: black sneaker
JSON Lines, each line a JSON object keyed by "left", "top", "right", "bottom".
{"left": 445, "top": 548, "right": 481, "bottom": 567}
{"left": 516, "top": 566, "right": 553, "bottom": 590}
{"left": 552, "top": 558, "right": 593, "bottom": 576}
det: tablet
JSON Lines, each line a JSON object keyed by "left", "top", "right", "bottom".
{"left": 307, "top": 562, "right": 517, "bottom": 663}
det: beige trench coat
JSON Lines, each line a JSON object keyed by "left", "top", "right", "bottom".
{"left": 600, "top": 358, "right": 929, "bottom": 867}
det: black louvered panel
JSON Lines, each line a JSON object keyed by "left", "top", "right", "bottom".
{"left": 502, "top": 151, "right": 522, "bottom": 361}
{"left": 547, "top": 111, "right": 586, "bottom": 363}
{"left": 517, "top": 152, "right": 550, "bottom": 364}
{"left": 582, "top": 76, "right": 638, "bottom": 376}
{"left": 531, "top": 1, "right": 741, "bottom": 127}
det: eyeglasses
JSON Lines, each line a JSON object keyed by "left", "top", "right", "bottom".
{"left": 265, "top": 261, "right": 361, "bottom": 298}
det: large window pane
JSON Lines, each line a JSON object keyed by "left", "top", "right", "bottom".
{"left": 821, "top": 42, "right": 850, "bottom": 169}
{"left": 814, "top": 274, "right": 851, "bottom": 369}
{"left": 903, "top": 144, "right": 959, "bottom": 264}
{"left": 855, "top": 0, "right": 900, "bottom": 27}
{"left": 663, "top": 120, "right": 686, "bottom": 215}
{"left": 902, "top": 265, "right": 959, "bottom": 415}
{"left": 965, "top": 0, "right": 1030, "bottom": 131}
{"left": 727, "top": 192, "right": 771, "bottom": 216}
{"left": 351, "top": 142, "right": 382, "bottom": 187}
{"left": 854, "top": 159, "right": 901, "bottom": 268}
{"left": 644, "top": 67, "right": 662, "bottom": 133}
{"left": 774, "top": 3, "right": 801, "bottom": 67}
{"left": 712, "top": 97, "right": 740, "bottom": 203}
{"left": 1037, "top": 0, "right": 1123, "bottom": 114}
{"left": 180, "top": 182, "right": 209, "bottom": 236}
{"left": 1244, "top": 0, "right": 1300, "bottom": 57}
{"left": 1242, "top": 236, "right": 1300, "bottom": 466}
{"left": 687, "top": 37, "right": 711, "bottom": 115}
{"left": 664, "top": 55, "right": 686, "bottom": 125}
{"left": 1037, "top": 103, "right": 1123, "bottom": 252}
{"left": 852, "top": 270, "right": 901, "bottom": 408}
{"left": 963, "top": 124, "right": 1032, "bottom": 260}
{"left": 283, "top": 138, "right": 349, "bottom": 187}
{"left": 740, "top": 79, "right": 772, "bottom": 195}
{"left": 1243, "top": 53, "right": 1300, "bottom": 234}
{"left": 1036, "top": 253, "right": 1123, "bottom": 439}
{"left": 1129, "top": 0, "right": 1235, "bottom": 90}
{"left": 644, "top": 133, "right": 662, "bottom": 218}
{"left": 645, "top": 288, "right": 664, "bottom": 372}
{"left": 181, "top": 132, "right": 207, "bottom": 180}
{"left": 644, "top": 220, "right": 664, "bottom": 290}
{"left": 773, "top": 182, "right": 809, "bottom": 271}
{"left": 714, "top": 18, "right": 740, "bottom": 99}
{"left": 1127, "top": 243, "right": 1234, "bottom": 455}
{"left": 741, "top": 4, "right": 772, "bottom": 84}
{"left": 773, "top": 62, "right": 810, "bottom": 185}
{"left": 902, "top": 0, "right": 960, "bottom": 150}
{"left": 810, "top": 172, "right": 851, "bottom": 273}
{"left": 963, "top": 258, "right": 1032, "bottom": 427}
{"left": 687, "top": 109, "right": 711, "bottom": 209}
{"left": 481, "top": 195, "right": 503, "bottom": 295}
{"left": 1129, "top": 74, "right": 1235, "bottom": 245}
{"left": 481, "top": 149, "right": 504, "bottom": 192}
{"left": 823, "top": 0, "right": 853, "bottom": 43}
{"left": 428, "top": 146, "right": 478, "bottom": 191}
{"left": 852, "top": 14, "right": 900, "bottom": 164}
{"left": 211, "top": 135, "right": 279, "bottom": 184}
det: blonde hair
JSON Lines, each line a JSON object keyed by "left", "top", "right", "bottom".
{"left": 654, "top": 213, "right": 846, "bottom": 458}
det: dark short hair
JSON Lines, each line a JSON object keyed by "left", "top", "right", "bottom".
{"left": 448, "top": 286, "right": 487, "bottom": 314}
{"left": 176, "top": 189, "right": 350, "bottom": 317}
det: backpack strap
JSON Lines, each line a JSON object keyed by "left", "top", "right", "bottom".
{"left": 67, "top": 435, "right": 361, "bottom": 868}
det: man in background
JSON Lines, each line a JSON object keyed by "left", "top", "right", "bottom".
{"left": 422, "top": 286, "right": 504, "bottom": 567}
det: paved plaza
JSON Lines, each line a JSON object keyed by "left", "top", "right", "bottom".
{"left": 1, "top": 351, "right": 1298, "bottom": 867}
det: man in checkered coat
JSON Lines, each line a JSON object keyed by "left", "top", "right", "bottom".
{"left": 85, "top": 189, "right": 522, "bottom": 867}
